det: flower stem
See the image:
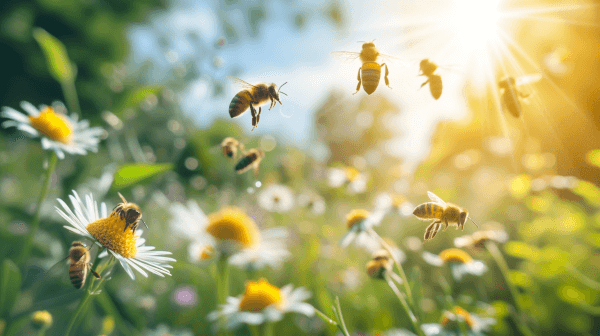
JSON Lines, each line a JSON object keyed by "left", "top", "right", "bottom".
{"left": 216, "top": 254, "right": 230, "bottom": 336}
{"left": 18, "top": 152, "right": 58, "bottom": 265}
{"left": 367, "top": 228, "right": 415, "bottom": 308}
{"left": 385, "top": 273, "right": 424, "bottom": 336}
{"left": 486, "top": 242, "right": 535, "bottom": 336}
{"left": 332, "top": 297, "right": 351, "bottom": 336}
{"left": 314, "top": 308, "right": 338, "bottom": 327}
{"left": 64, "top": 250, "right": 105, "bottom": 336}
{"left": 261, "top": 322, "right": 274, "bottom": 336}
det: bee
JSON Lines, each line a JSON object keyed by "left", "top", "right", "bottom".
{"left": 498, "top": 74, "right": 542, "bottom": 117}
{"left": 228, "top": 76, "right": 288, "bottom": 131}
{"left": 220, "top": 137, "right": 245, "bottom": 160}
{"left": 419, "top": 59, "right": 443, "bottom": 100}
{"left": 235, "top": 148, "right": 264, "bottom": 179}
{"left": 332, "top": 41, "right": 394, "bottom": 95}
{"left": 67, "top": 241, "right": 100, "bottom": 289}
{"left": 111, "top": 192, "right": 148, "bottom": 235}
{"left": 413, "top": 191, "right": 479, "bottom": 242}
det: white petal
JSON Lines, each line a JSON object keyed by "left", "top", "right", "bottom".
{"left": 20, "top": 101, "right": 39, "bottom": 116}
{"left": 422, "top": 251, "right": 444, "bottom": 267}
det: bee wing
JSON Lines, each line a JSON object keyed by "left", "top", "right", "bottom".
{"left": 228, "top": 76, "right": 258, "bottom": 90}
{"left": 515, "top": 73, "right": 542, "bottom": 86}
{"left": 330, "top": 51, "right": 362, "bottom": 61}
{"left": 427, "top": 191, "right": 448, "bottom": 207}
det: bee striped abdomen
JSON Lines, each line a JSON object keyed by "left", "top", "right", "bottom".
{"left": 229, "top": 91, "right": 253, "bottom": 118}
{"left": 430, "top": 75, "right": 443, "bottom": 100}
{"left": 235, "top": 152, "right": 258, "bottom": 173}
{"left": 69, "top": 263, "right": 86, "bottom": 289}
{"left": 361, "top": 62, "right": 382, "bottom": 95}
{"left": 413, "top": 203, "right": 444, "bottom": 219}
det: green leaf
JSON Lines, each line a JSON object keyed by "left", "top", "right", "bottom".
{"left": 0, "top": 259, "right": 21, "bottom": 318}
{"left": 112, "top": 163, "right": 173, "bottom": 189}
{"left": 116, "top": 85, "right": 162, "bottom": 114}
{"left": 32, "top": 28, "right": 74, "bottom": 83}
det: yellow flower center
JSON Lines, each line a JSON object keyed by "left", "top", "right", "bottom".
{"left": 239, "top": 278, "right": 282, "bottom": 312}
{"left": 206, "top": 207, "right": 259, "bottom": 248}
{"left": 344, "top": 167, "right": 360, "bottom": 182}
{"left": 346, "top": 209, "right": 370, "bottom": 228}
{"left": 441, "top": 306, "right": 475, "bottom": 329}
{"left": 439, "top": 248, "right": 473, "bottom": 264}
{"left": 200, "top": 245, "right": 214, "bottom": 260}
{"left": 86, "top": 214, "right": 137, "bottom": 258}
{"left": 28, "top": 106, "right": 72, "bottom": 143}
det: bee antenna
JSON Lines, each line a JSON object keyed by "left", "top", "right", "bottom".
{"left": 280, "top": 91, "right": 288, "bottom": 96}
{"left": 277, "top": 82, "right": 288, "bottom": 94}
{"left": 469, "top": 216, "right": 480, "bottom": 228}
{"left": 117, "top": 192, "right": 127, "bottom": 204}
{"left": 142, "top": 219, "right": 149, "bottom": 229}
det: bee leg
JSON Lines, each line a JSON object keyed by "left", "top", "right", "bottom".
{"left": 443, "top": 218, "right": 449, "bottom": 231}
{"left": 424, "top": 220, "right": 442, "bottom": 241}
{"left": 250, "top": 104, "right": 258, "bottom": 131}
{"left": 269, "top": 97, "right": 275, "bottom": 110}
{"left": 253, "top": 162, "right": 259, "bottom": 180}
{"left": 353, "top": 67, "right": 362, "bottom": 95}
{"left": 381, "top": 63, "right": 391, "bottom": 89}
{"left": 256, "top": 106, "right": 262, "bottom": 125}
{"left": 420, "top": 79, "right": 429, "bottom": 89}
{"left": 88, "top": 264, "right": 101, "bottom": 279}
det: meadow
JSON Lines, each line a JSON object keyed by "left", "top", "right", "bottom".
{"left": 1, "top": 0, "right": 600, "bottom": 335}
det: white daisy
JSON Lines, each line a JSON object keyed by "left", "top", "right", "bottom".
{"left": 454, "top": 229, "right": 509, "bottom": 250}
{"left": 327, "top": 166, "right": 367, "bottom": 194}
{"left": 208, "top": 278, "right": 314, "bottom": 329}
{"left": 296, "top": 191, "right": 326, "bottom": 216}
{"left": 55, "top": 190, "right": 175, "bottom": 280}
{"left": 257, "top": 184, "right": 294, "bottom": 213}
{"left": 422, "top": 248, "right": 487, "bottom": 281}
{"left": 169, "top": 201, "right": 290, "bottom": 269}
{"left": 339, "top": 206, "right": 388, "bottom": 250}
{"left": 1, "top": 101, "right": 104, "bottom": 159}
{"left": 421, "top": 306, "right": 495, "bottom": 336}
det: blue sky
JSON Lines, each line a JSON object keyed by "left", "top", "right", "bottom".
{"left": 128, "top": 0, "right": 478, "bottom": 169}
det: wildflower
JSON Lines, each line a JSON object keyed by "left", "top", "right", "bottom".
{"left": 422, "top": 248, "right": 487, "bottom": 281}
{"left": 297, "top": 191, "right": 326, "bottom": 216}
{"left": 144, "top": 324, "right": 194, "bottom": 336}
{"left": 366, "top": 250, "right": 401, "bottom": 282}
{"left": 327, "top": 166, "right": 367, "bottom": 194}
{"left": 454, "top": 229, "right": 508, "bottom": 250}
{"left": 56, "top": 190, "right": 175, "bottom": 280}
{"left": 31, "top": 310, "right": 52, "bottom": 330}
{"left": 208, "top": 278, "right": 314, "bottom": 329}
{"left": 339, "top": 208, "right": 385, "bottom": 250}
{"left": 257, "top": 184, "right": 294, "bottom": 213}
{"left": 169, "top": 201, "right": 290, "bottom": 269}
{"left": 421, "top": 306, "right": 495, "bottom": 336}
{"left": 1, "top": 101, "right": 104, "bottom": 159}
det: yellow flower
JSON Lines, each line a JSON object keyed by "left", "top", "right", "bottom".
{"left": 366, "top": 250, "right": 393, "bottom": 280}
{"left": 206, "top": 207, "right": 260, "bottom": 248}
{"left": 439, "top": 248, "right": 473, "bottom": 264}
{"left": 87, "top": 214, "right": 137, "bottom": 258}
{"left": 31, "top": 310, "right": 52, "bottom": 329}
{"left": 346, "top": 209, "right": 370, "bottom": 228}
{"left": 441, "top": 306, "right": 475, "bottom": 329}
{"left": 28, "top": 106, "right": 72, "bottom": 143}
{"left": 239, "top": 279, "right": 283, "bottom": 312}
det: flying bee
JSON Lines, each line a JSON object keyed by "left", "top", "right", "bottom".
{"left": 419, "top": 59, "right": 443, "bottom": 100}
{"left": 220, "top": 137, "right": 245, "bottom": 160}
{"left": 498, "top": 74, "right": 542, "bottom": 117}
{"left": 413, "top": 191, "right": 479, "bottom": 242}
{"left": 228, "top": 76, "right": 288, "bottom": 131}
{"left": 235, "top": 148, "right": 264, "bottom": 179}
{"left": 332, "top": 41, "right": 396, "bottom": 95}
{"left": 67, "top": 241, "right": 101, "bottom": 289}
{"left": 111, "top": 192, "right": 148, "bottom": 235}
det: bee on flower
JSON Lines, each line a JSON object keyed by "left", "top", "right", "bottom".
{"left": 366, "top": 249, "right": 403, "bottom": 283}
{"left": 327, "top": 166, "right": 368, "bottom": 194}
{"left": 257, "top": 184, "right": 295, "bottom": 213}
{"left": 169, "top": 201, "right": 290, "bottom": 270}
{"left": 208, "top": 278, "right": 314, "bottom": 330}
{"left": 1, "top": 101, "right": 104, "bottom": 159}
{"left": 55, "top": 190, "right": 175, "bottom": 280}
{"left": 422, "top": 248, "right": 487, "bottom": 281}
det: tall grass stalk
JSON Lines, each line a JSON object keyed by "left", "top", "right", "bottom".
{"left": 385, "top": 273, "right": 424, "bottom": 336}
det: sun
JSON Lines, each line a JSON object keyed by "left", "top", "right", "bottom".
{"left": 451, "top": 0, "right": 501, "bottom": 55}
